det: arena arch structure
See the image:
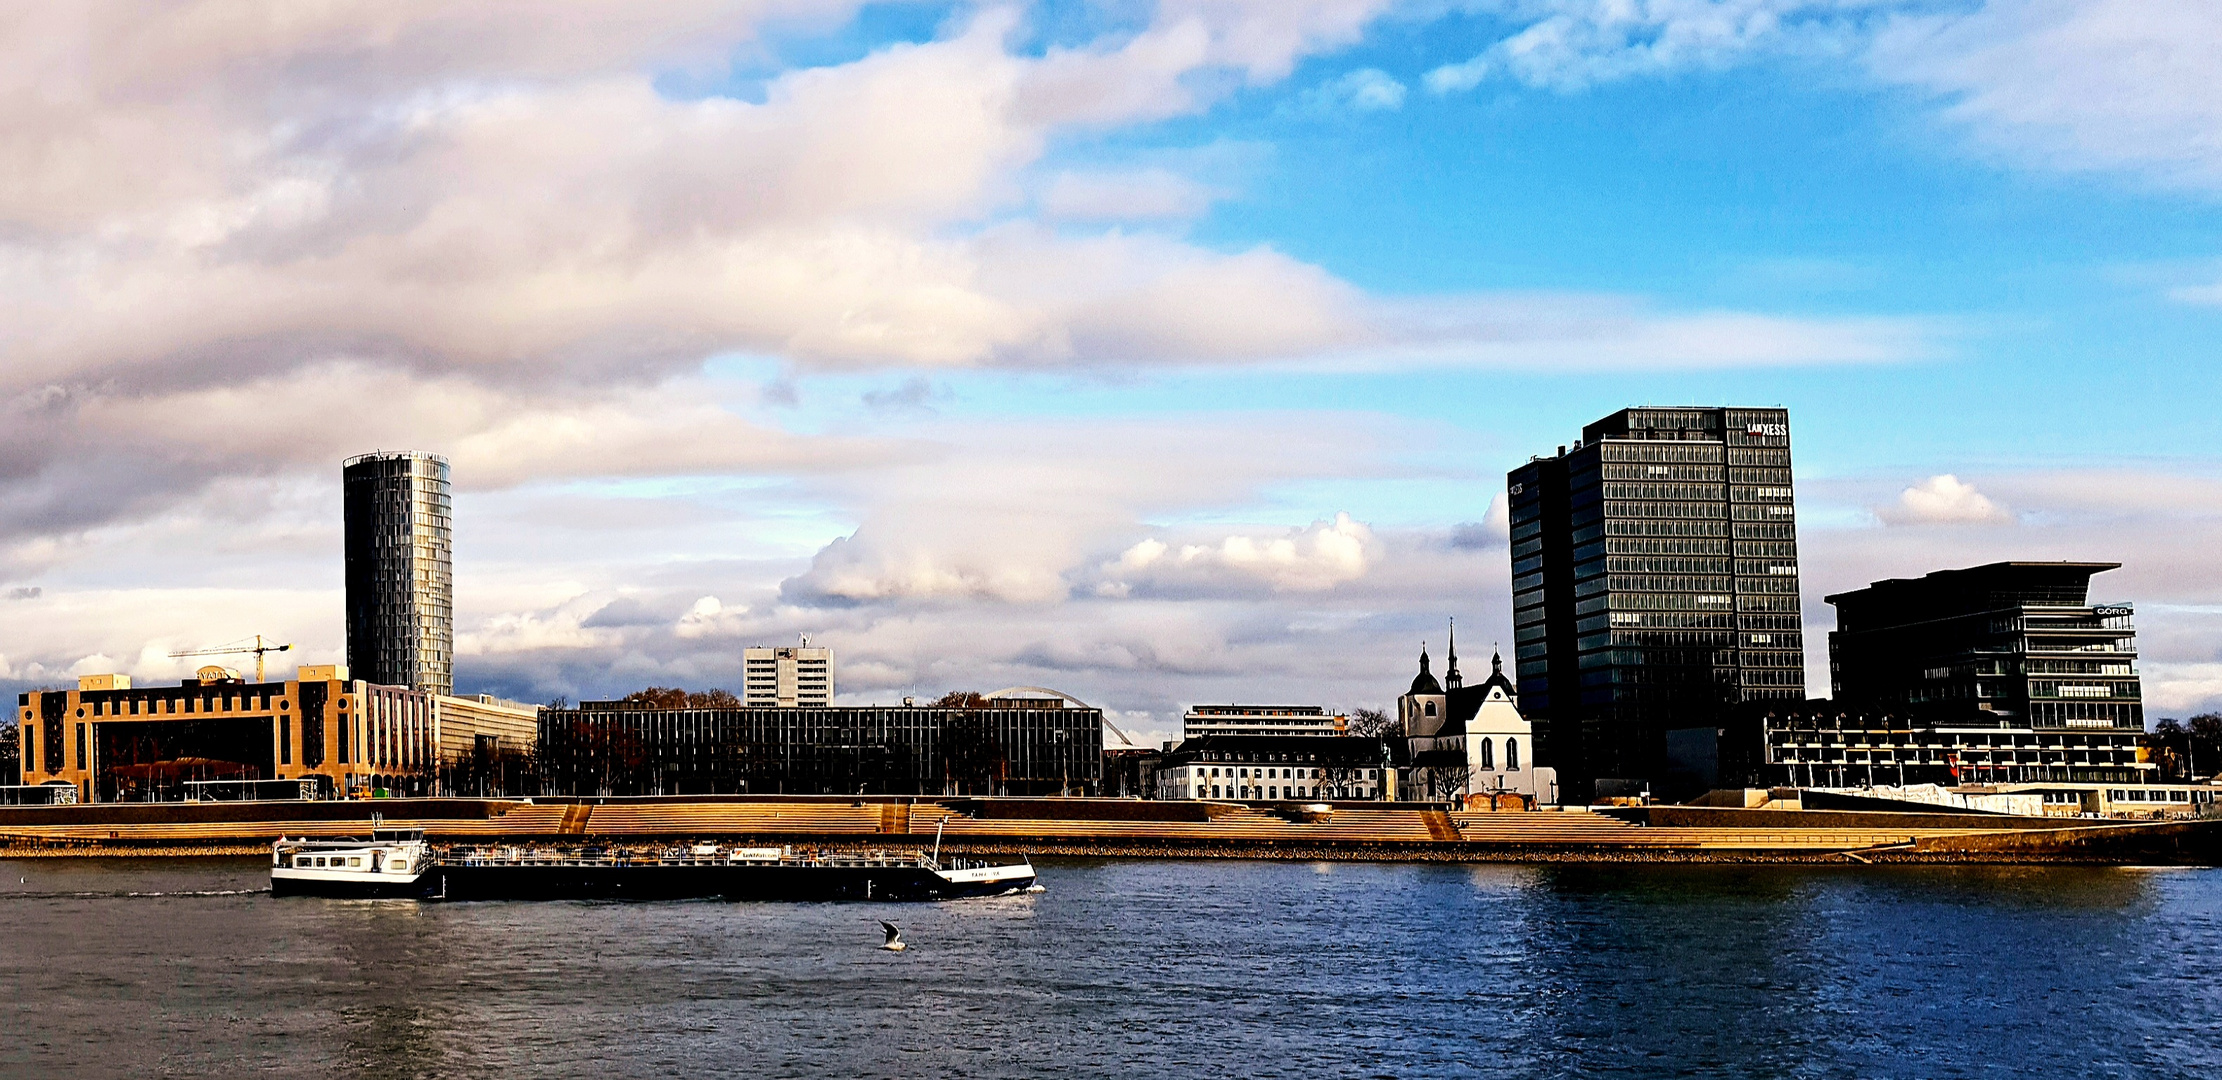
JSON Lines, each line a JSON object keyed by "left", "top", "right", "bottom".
{"left": 982, "top": 686, "right": 1137, "bottom": 747}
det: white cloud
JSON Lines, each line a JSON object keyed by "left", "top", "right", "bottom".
{"left": 1103, "top": 513, "right": 1381, "bottom": 595}
{"left": 1869, "top": 0, "right": 2222, "bottom": 192}
{"left": 2144, "top": 662, "right": 2222, "bottom": 715}
{"left": 2169, "top": 282, "right": 2222, "bottom": 307}
{"left": 1875, "top": 474, "right": 2013, "bottom": 526}
{"left": 1040, "top": 169, "right": 1221, "bottom": 221}
{"left": 1422, "top": 1, "right": 2222, "bottom": 196}
{"left": 1302, "top": 68, "right": 1408, "bottom": 112}
{"left": 1425, "top": 0, "right": 1872, "bottom": 94}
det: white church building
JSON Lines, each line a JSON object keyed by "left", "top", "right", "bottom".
{"left": 1398, "top": 632, "right": 1558, "bottom": 807}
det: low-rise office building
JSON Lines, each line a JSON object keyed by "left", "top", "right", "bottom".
{"left": 1757, "top": 705, "right": 2150, "bottom": 788}
{"left": 537, "top": 698, "right": 1103, "bottom": 796}
{"left": 1773, "top": 561, "right": 2155, "bottom": 787}
{"left": 1154, "top": 735, "right": 1396, "bottom": 801}
{"left": 13, "top": 667, "right": 539, "bottom": 802}
{"left": 1181, "top": 704, "right": 1345, "bottom": 738}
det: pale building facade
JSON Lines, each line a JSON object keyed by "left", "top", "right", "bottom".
{"left": 743, "top": 644, "right": 833, "bottom": 707}
{"left": 1181, "top": 704, "right": 1346, "bottom": 738}
{"left": 1399, "top": 640, "right": 1558, "bottom": 806}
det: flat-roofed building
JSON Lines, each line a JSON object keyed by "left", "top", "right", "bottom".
{"left": 1154, "top": 735, "right": 1397, "bottom": 801}
{"left": 433, "top": 693, "right": 541, "bottom": 796}
{"left": 15, "top": 665, "right": 437, "bottom": 802}
{"left": 1182, "top": 704, "right": 1345, "bottom": 738}
{"left": 1757, "top": 704, "right": 2150, "bottom": 789}
{"left": 537, "top": 698, "right": 1101, "bottom": 796}
{"left": 1508, "top": 406, "right": 1806, "bottom": 798}
{"left": 743, "top": 643, "right": 833, "bottom": 707}
{"left": 1828, "top": 561, "right": 2143, "bottom": 730}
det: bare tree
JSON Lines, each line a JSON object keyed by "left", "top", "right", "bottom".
{"left": 1347, "top": 707, "right": 1401, "bottom": 739}
{"left": 933, "top": 691, "right": 992, "bottom": 709}
{"left": 1421, "top": 762, "right": 1472, "bottom": 804}
{"left": 2191, "top": 713, "right": 2222, "bottom": 779}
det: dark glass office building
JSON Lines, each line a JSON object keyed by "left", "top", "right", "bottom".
{"left": 1507, "top": 407, "right": 1805, "bottom": 794}
{"left": 537, "top": 702, "right": 1105, "bottom": 797}
{"left": 343, "top": 451, "right": 454, "bottom": 698}
{"left": 1827, "top": 561, "right": 2143, "bottom": 731}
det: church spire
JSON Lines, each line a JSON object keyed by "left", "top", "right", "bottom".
{"left": 1444, "top": 618, "right": 1463, "bottom": 689}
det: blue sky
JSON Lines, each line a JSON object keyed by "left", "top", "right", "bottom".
{"left": 4, "top": 0, "right": 2221, "bottom": 742}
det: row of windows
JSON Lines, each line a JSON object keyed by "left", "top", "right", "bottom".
{"left": 1181, "top": 766, "right": 1379, "bottom": 780}
{"left": 1597, "top": 444, "right": 1725, "bottom": 464}
{"left": 1730, "top": 504, "right": 1798, "bottom": 521}
{"left": 1604, "top": 500, "right": 1726, "bottom": 520}
{"left": 1601, "top": 483, "right": 1727, "bottom": 502}
{"left": 1729, "top": 486, "right": 1795, "bottom": 501}
{"left": 1603, "top": 519, "right": 1732, "bottom": 538}
{"left": 1727, "top": 448, "right": 1791, "bottom": 466}
{"left": 1602, "top": 464, "right": 1722, "bottom": 481}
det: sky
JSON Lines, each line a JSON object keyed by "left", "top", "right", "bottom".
{"left": 5, "top": 0, "right": 2222, "bottom": 748}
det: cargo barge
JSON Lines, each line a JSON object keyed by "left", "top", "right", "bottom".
{"left": 270, "top": 832, "right": 1038, "bottom": 901}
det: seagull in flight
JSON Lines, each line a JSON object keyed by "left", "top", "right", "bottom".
{"left": 878, "top": 920, "right": 906, "bottom": 952}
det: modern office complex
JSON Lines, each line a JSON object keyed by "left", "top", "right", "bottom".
{"left": 1757, "top": 561, "right": 2151, "bottom": 786}
{"left": 13, "top": 665, "right": 535, "bottom": 802}
{"left": 343, "top": 451, "right": 454, "bottom": 697}
{"left": 743, "top": 643, "right": 833, "bottom": 707}
{"left": 1828, "top": 561, "right": 2142, "bottom": 729}
{"left": 537, "top": 698, "right": 1103, "bottom": 796}
{"left": 1181, "top": 704, "right": 1346, "bottom": 738}
{"left": 1507, "top": 407, "right": 1805, "bottom": 795}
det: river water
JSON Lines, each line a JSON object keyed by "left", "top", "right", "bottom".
{"left": 2, "top": 857, "right": 2217, "bottom": 1078}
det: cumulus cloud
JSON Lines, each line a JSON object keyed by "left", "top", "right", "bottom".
{"left": 1875, "top": 474, "right": 2013, "bottom": 526}
{"left": 1100, "top": 513, "right": 1381, "bottom": 596}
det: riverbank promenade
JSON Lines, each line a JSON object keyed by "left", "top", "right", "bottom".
{"left": 5, "top": 796, "right": 2218, "bottom": 864}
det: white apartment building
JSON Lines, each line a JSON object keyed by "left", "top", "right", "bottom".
{"left": 1154, "top": 735, "right": 1393, "bottom": 801}
{"left": 1182, "top": 704, "right": 1346, "bottom": 738}
{"left": 743, "top": 642, "right": 833, "bottom": 707}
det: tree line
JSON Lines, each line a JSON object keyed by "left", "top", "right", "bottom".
{"left": 2145, "top": 714, "right": 2222, "bottom": 781}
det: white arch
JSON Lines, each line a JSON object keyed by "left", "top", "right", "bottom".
{"left": 983, "top": 685, "right": 1094, "bottom": 709}
{"left": 981, "top": 686, "right": 1137, "bottom": 747}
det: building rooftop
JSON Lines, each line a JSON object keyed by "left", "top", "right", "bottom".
{"left": 1826, "top": 561, "right": 2122, "bottom": 612}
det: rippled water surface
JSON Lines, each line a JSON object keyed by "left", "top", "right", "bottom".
{"left": 3, "top": 857, "right": 2218, "bottom": 1078}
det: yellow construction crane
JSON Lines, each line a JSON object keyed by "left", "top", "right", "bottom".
{"left": 169, "top": 634, "right": 293, "bottom": 682}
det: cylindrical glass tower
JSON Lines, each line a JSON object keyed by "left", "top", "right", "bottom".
{"left": 343, "top": 451, "right": 453, "bottom": 697}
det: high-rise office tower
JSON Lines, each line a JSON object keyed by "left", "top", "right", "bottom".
{"left": 343, "top": 451, "right": 454, "bottom": 697}
{"left": 1507, "top": 407, "right": 1805, "bottom": 793}
{"left": 743, "top": 642, "right": 834, "bottom": 707}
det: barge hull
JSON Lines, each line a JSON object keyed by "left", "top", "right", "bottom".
{"left": 276, "top": 863, "right": 1035, "bottom": 902}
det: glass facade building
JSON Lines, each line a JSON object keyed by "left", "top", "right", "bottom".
{"left": 1826, "top": 561, "right": 2143, "bottom": 731}
{"left": 342, "top": 451, "right": 454, "bottom": 698}
{"left": 537, "top": 703, "right": 1105, "bottom": 797}
{"left": 1507, "top": 407, "right": 1806, "bottom": 793}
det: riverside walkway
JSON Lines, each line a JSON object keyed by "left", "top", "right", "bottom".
{"left": 5, "top": 796, "right": 2215, "bottom": 862}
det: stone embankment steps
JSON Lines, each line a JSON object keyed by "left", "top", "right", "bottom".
{"left": 0, "top": 805, "right": 577, "bottom": 843}
{"left": 1451, "top": 809, "right": 1988, "bottom": 850}
{"left": 582, "top": 803, "right": 883, "bottom": 836}
{"left": 6, "top": 799, "right": 2206, "bottom": 862}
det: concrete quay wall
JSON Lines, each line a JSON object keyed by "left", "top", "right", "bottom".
{"left": 3, "top": 797, "right": 2216, "bottom": 865}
